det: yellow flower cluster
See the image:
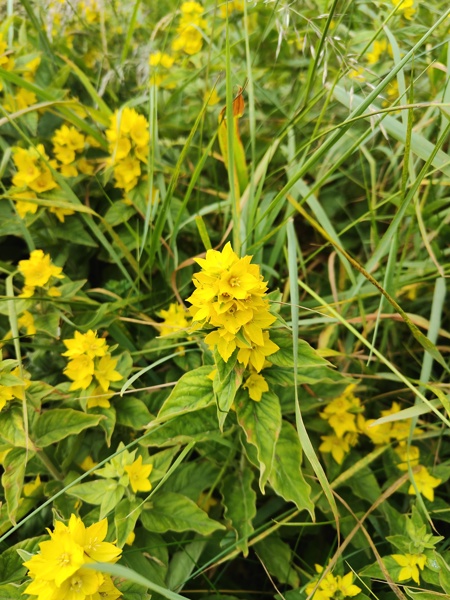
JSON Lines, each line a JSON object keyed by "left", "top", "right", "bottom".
{"left": 187, "top": 242, "right": 279, "bottom": 400}
{"left": 18, "top": 249, "right": 64, "bottom": 298}
{"left": 105, "top": 107, "right": 150, "bottom": 191}
{"left": 392, "top": 0, "right": 415, "bottom": 20}
{"left": 366, "top": 39, "right": 392, "bottom": 65}
{"left": 0, "top": 34, "right": 15, "bottom": 92}
{"left": 306, "top": 565, "right": 361, "bottom": 600}
{"left": 52, "top": 124, "right": 92, "bottom": 179}
{"left": 319, "top": 385, "right": 363, "bottom": 465}
{"left": 23, "top": 514, "right": 121, "bottom": 600}
{"left": 62, "top": 330, "right": 123, "bottom": 401}
{"left": 0, "top": 355, "right": 30, "bottom": 412}
{"left": 158, "top": 303, "right": 190, "bottom": 337}
{"left": 172, "top": 1, "right": 207, "bottom": 56}
{"left": 149, "top": 51, "right": 175, "bottom": 88}
{"left": 219, "top": 0, "right": 244, "bottom": 18}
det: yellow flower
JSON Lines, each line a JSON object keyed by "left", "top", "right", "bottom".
{"left": 52, "top": 124, "right": 85, "bottom": 153}
{"left": 94, "top": 354, "right": 123, "bottom": 392}
{"left": 64, "top": 354, "right": 95, "bottom": 390}
{"left": 18, "top": 310, "right": 36, "bottom": 335}
{"left": 392, "top": 0, "right": 415, "bottom": 20}
{"left": 79, "top": 456, "right": 98, "bottom": 471}
{"left": 24, "top": 532, "right": 85, "bottom": 587}
{"left": 243, "top": 372, "right": 269, "bottom": 401}
{"left": 12, "top": 144, "right": 58, "bottom": 193}
{"left": 366, "top": 40, "right": 391, "bottom": 65}
{"left": 113, "top": 157, "right": 141, "bottom": 191}
{"left": 68, "top": 514, "right": 122, "bottom": 563}
{"left": 348, "top": 67, "right": 365, "bottom": 81}
{"left": 12, "top": 190, "right": 38, "bottom": 218}
{"left": 158, "top": 303, "right": 190, "bottom": 336}
{"left": 49, "top": 204, "right": 75, "bottom": 222}
{"left": 236, "top": 331, "right": 279, "bottom": 372}
{"left": 18, "top": 249, "right": 64, "bottom": 288}
{"left": 23, "top": 475, "right": 41, "bottom": 497}
{"left": 86, "top": 386, "right": 115, "bottom": 409}
{"left": 0, "top": 385, "right": 14, "bottom": 412}
{"left": 319, "top": 434, "right": 350, "bottom": 465}
{"left": 62, "top": 330, "right": 108, "bottom": 359}
{"left": 394, "top": 443, "right": 420, "bottom": 471}
{"left": 392, "top": 553, "right": 426, "bottom": 584}
{"left": 408, "top": 465, "right": 441, "bottom": 502}
{"left": 149, "top": 51, "right": 175, "bottom": 87}
{"left": 23, "top": 514, "right": 121, "bottom": 600}
{"left": 125, "top": 531, "right": 135, "bottom": 545}
{"left": 220, "top": 0, "right": 244, "bottom": 18}
{"left": 125, "top": 455, "right": 153, "bottom": 493}
{"left": 306, "top": 565, "right": 361, "bottom": 599}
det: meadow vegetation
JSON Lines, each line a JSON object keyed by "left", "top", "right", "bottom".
{"left": 0, "top": 0, "right": 450, "bottom": 599}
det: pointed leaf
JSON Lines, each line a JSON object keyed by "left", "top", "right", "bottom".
{"left": 235, "top": 390, "right": 281, "bottom": 492}
{"left": 141, "top": 492, "right": 225, "bottom": 535}
{"left": 221, "top": 466, "right": 256, "bottom": 556}
{"left": 269, "top": 421, "right": 314, "bottom": 518}
{"left": 156, "top": 367, "right": 214, "bottom": 422}
{"left": 1, "top": 448, "right": 29, "bottom": 524}
{"left": 33, "top": 409, "right": 103, "bottom": 447}
{"left": 255, "top": 534, "right": 301, "bottom": 588}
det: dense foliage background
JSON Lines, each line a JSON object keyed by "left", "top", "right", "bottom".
{"left": 1, "top": 1, "right": 450, "bottom": 599}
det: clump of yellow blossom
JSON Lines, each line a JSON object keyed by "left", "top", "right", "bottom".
{"left": 52, "top": 124, "right": 86, "bottom": 178}
{"left": 12, "top": 144, "right": 57, "bottom": 194}
{"left": 391, "top": 0, "right": 415, "bottom": 20}
{"left": 23, "top": 513, "right": 121, "bottom": 600}
{"left": 3, "top": 88, "right": 37, "bottom": 112}
{"left": 158, "top": 303, "right": 190, "bottom": 337}
{"left": 0, "top": 34, "right": 15, "bottom": 91}
{"left": 219, "top": 0, "right": 244, "bottom": 18}
{"left": 0, "top": 354, "right": 30, "bottom": 412}
{"left": 62, "top": 329, "right": 123, "bottom": 406}
{"left": 366, "top": 39, "right": 392, "bottom": 65}
{"left": 149, "top": 51, "right": 175, "bottom": 87}
{"left": 319, "top": 384, "right": 364, "bottom": 464}
{"left": 172, "top": 1, "right": 207, "bottom": 56}
{"left": 18, "top": 249, "right": 64, "bottom": 298}
{"left": 187, "top": 242, "right": 278, "bottom": 403}
{"left": 392, "top": 553, "right": 426, "bottom": 584}
{"left": 105, "top": 107, "right": 150, "bottom": 191}
{"left": 305, "top": 564, "right": 362, "bottom": 600}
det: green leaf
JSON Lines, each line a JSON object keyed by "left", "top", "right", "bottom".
{"left": 141, "top": 491, "right": 225, "bottom": 535}
{"left": 90, "top": 406, "right": 116, "bottom": 447}
{"left": 0, "top": 407, "right": 27, "bottom": 447}
{"left": 434, "top": 552, "right": 450, "bottom": 595}
{"left": 214, "top": 367, "right": 242, "bottom": 431}
{"left": 100, "top": 484, "right": 125, "bottom": 519}
{"left": 123, "top": 531, "right": 168, "bottom": 589}
{"left": 150, "top": 447, "right": 181, "bottom": 485}
{"left": 33, "top": 409, "right": 104, "bottom": 447}
{"left": 166, "top": 537, "right": 207, "bottom": 592}
{"left": 235, "top": 390, "right": 281, "bottom": 492}
{"left": 1, "top": 448, "right": 29, "bottom": 524}
{"left": 33, "top": 311, "right": 60, "bottom": 338}
{"left": 255, "top": 534, "right": 301, "bottom": 588}
{"left": 268, "top": 421, "right": 314, "bottom": 518}
{"left": 67, "top": 479, "right": 118, "bottom": 505}
{"left": 269, "top": 331, "right": 330, "bottom": 369}
{"left": 163, "top": 460, "right": 221, "bottom": 501}
{"left": 143, "top": 406, "right": 222, "bottom": 448}
{"left": 156, "top": 367, "right": 215, "bottom": 422}
{"left": 0, "top": 582, "right": 29, "bottom": 600}
{"left": 0, "top": 535, "right": 45, "bottom": 584}
{"left": 115, "top": 498, "right": 142, "bottom": 548}
{"left": 221, "top": 466, "right": 256, "bottom": 556}
{"left": 214, "top": 347, "right": 238, "bottom": 382}
{"left": 116, "top": 397, "right": 152, "bottom": 429}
